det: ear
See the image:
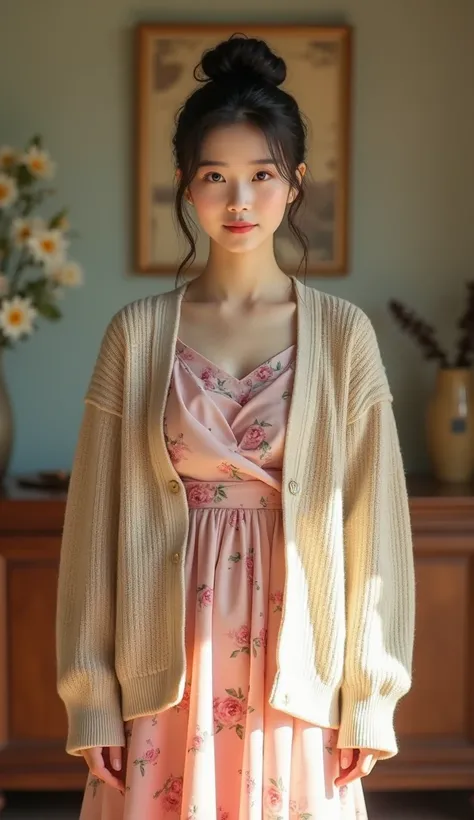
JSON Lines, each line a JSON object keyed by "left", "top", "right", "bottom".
{"left": 176, "top": 168, "right": 193, "bottom": 205}
{"left": 287, "top": 162, "right": 307, "bottom": 203}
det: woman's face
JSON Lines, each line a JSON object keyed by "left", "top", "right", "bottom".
{"left": 186, "top": 121, "right": 304, "bottom": 254}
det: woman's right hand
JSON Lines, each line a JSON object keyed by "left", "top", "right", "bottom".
{"left": 81, "top": 746, "right": 125, "bottom": 794}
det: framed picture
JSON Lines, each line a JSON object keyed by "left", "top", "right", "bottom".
{"left": 135, "top": 24, "right": 352, "bottom": 276}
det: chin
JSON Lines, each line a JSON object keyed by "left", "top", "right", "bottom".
{"left": 213, "top": 229, "right": 267, "bottom": 253}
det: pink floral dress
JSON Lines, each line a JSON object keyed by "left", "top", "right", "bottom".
{"left": 80, "top": 340, "right": 368, "bottom": 820}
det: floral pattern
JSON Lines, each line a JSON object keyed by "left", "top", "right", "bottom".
{"left": 240, "top": 419, "right": 273, "bottom": 461}
{"left": 270, "top": 590, "right": 284, "bottom": 613}
{"left": 164, "top": 422, "right": 192, "bottom": 466}
{"left": 213, "top": 688, "right": 254, "bottom": 740}
{"left": 175, "top": 340, "right": 296, "bottom": 406}
{"left": 79, "top": 337, "right": 367, "bottom": 820}
{"left": 197, "top": 583, "right": 213, "bottom": 609}
{"left": 153, "top": 774, "right": 184, "bottom": 811}
{"left": 133, "top": 739, "right": 160, "bottom": 776}
{"left": 228, "top": 624, "right": 251, "bottom": 657}
{"left": 187, "top": 725, "right": 207, "bottom": 754}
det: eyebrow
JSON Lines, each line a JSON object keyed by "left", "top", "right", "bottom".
{"left": 197, "top": 159, "right": 276, "bottom": 168}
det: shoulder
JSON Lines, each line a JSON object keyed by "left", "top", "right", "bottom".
{"left": 298, "top": 282, "right": 392, "bottom": 419}
{"left": 102, "top": 286, "right": 182, "bottom": 346}
{"left": 297, "top": 280, "right": 377, "bottom": 352}
{"left": 85, "top": 287, "right": 182, "bottom": 413}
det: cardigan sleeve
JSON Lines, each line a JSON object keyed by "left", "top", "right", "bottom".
{"left": 338, "top": 314, "right": 415, "bottom": 759}
{"left": 56, "top": 313, "right": 125, "bottom": 756}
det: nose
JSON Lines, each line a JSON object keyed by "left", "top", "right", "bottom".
{"left": 226, "top": 182, "right": 252, "bottom": 213}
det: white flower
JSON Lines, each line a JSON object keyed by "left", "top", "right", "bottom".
{"left": 50, "top": 260, "right": 84, "bottom": 288}
{"left": 0, "top": 274, "right": 9, "bottom": 298}
{"left": 0, "top": 173, "right": 19, "bottom": 208}
{"left": 11, "top": 217, "right": 46, "bottom": 248}
{"left": 21, "top": 145, "right": 56, "bottom": 179}
{"left": 0, "top": 296, "right": 37, "bottom": 340}
{"left": 0, "top": 146, "right": 18, "bottom": 171}
{"left": 27, "top": 229, "right": 68, "bottom": 268}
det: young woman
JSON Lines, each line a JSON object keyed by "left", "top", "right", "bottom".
{"left": 56, "top": 35, "right": 415, "bottom": 820}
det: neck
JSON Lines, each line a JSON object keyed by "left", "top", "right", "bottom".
{"left": 189, "top": 238, "right": 292, "bottom": 306}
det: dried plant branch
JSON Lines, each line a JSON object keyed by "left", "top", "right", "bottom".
{"left": 454, "top": 281, "right": 474, "bottom": 367}
{"left": 388, "top": 300, "right": 449, "bottom": 366}
{"left": 389, "top": 281, "right": 474, "bottom": 369}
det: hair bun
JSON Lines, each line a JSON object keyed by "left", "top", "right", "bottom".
{"left": 200, "top": 35, "right": 286, "bottom": 87}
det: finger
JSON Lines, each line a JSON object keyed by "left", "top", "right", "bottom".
{"left": 82, "top": 747, "right": 124, "bottom": 793}
{"left": 103, "top": 746, "right": 126, "bottom": 791}
{"left": 335, "top": 754, "right": 375, "bottom": 787}
{"left": 360, "top": 754, "right": 374, "bottom": 776}
{"left": 108, "top": 746, "right": 124, "bottom": 774}
{"left": 339, "top": 749, "right": 354, "bottom": 772}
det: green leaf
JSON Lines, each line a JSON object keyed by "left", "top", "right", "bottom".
{"left": 225, "top": 688, "right": 238, "bottom": 698}
{"left": 49, "top": 208, "right": 68, "bottom": 229}
{"left": 38, "top": 302, "right": 62, "bottom": 320}
{"left": 230, "top": 650, "right": 239, "bottom": 659}
{"left": 0, "top": 237, "right": 10, "bottom": 254}
{"left": 16, "top": 164, "right": 34, "bottom": 188}
{"left": 30, "top": 134, "right": 43, "bottom": 149}
{"left": 235, "top": 724, "right": 244, "bottom": 740}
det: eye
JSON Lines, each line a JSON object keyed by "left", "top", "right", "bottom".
{"left": 203, "top": 171, "right": 224, "bottom": 183}
{"left": 254, "top": 171, "right": 272, "bottom": 181}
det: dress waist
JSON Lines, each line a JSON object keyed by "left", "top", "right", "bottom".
{"left": 182, "top": 473, "right": 282, "bottom": 510}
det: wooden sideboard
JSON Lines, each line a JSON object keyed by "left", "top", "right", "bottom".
{"left": 0, "top": 474, "right": 473, "bottom": 793}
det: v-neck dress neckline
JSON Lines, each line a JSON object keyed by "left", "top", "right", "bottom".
{"left": 176, "top": 337, "right": 297, "bottom": 384}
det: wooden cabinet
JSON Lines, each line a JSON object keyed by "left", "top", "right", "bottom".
{"left": 0, "top": 475, "right": 473, "bottom": 792}
{"left": 369, "top": 476, "right": 474, "bottom": 792}
{"left": 0, "top": 481, "right": 85, "bottom": 790}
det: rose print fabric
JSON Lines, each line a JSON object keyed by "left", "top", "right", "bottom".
{"left": 79, "top": 341, "right": 367, "bottom": 820}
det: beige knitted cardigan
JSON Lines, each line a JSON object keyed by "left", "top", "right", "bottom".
{"left": 56, "top": 276, "right": 415, "bottom": 759}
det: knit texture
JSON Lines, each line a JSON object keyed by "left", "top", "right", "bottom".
{"left": 56, "top": 276, "right": 415, "bottom": 759}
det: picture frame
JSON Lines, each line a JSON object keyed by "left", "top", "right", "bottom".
{"left": 135, "top": 24, "right": 352, "bottom": 276}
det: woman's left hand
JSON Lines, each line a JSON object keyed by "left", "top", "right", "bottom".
{"left": 335, "top": 747, "right": 379, "bottom": 787}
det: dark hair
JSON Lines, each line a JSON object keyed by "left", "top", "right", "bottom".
{"left": 172, "top": 34, "right": 308, "bottom": 279}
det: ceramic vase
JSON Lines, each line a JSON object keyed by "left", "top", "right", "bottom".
{"left": 426, "top": 367, "right": 474, "bottom": 483}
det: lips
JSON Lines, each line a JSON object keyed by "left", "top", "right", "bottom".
{"left": 223, "top": 223, "right": 257, "bottom": 234}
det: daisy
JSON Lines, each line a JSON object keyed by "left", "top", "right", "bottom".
{"left": 11, "top": 217, "right": 46, "bottom": 248}
{"left": 50, "top": 260, "right": 84, "bottom": 288}
{"left": 0, "top": 274, "right": 9, "bottom": 298}
{"left": 21, "top": 145, "right": 56, "bottom": 180}
{"left": 0, "top": 173, "right": 19, "bottom": 209}
{"left": 27, "top": 229, "right": 68, "bottom": 268}
{"left": 0, "top": 146, "right": 18, "bottom": 171}
{"left": 0, "top": 296, "right": 37, "bottom": 340}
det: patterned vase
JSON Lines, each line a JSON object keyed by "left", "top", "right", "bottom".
{"left": 426, "top": 367, "right": 474, "bottom": 483}
{"left": 0, "top": 347, "right": 14, "bottom": 482}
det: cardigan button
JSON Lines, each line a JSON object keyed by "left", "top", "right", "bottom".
{"left": 169, "top": 480, "right": 180, "bottom": 494}
{"left": 171, "top": 552, "right": 180, "bottom": 565}
{"left": 288, "top": 480, "right": 300, "bottom": 495}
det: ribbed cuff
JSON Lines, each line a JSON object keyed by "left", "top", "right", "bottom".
{"left": 65, "top": 702, "right": 125, "bottom": 757}
{"left": 337, "top": 688, "right": 399, "bottom": 760}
